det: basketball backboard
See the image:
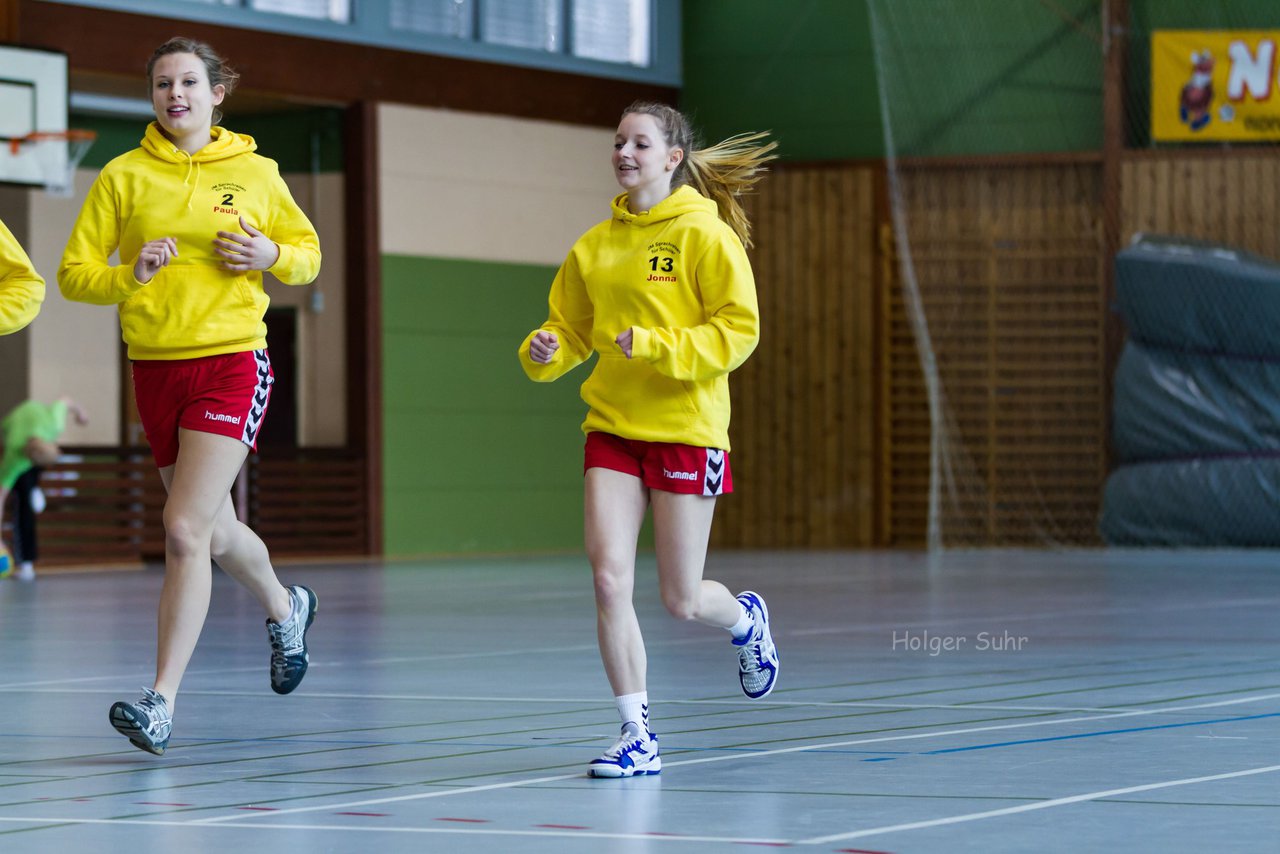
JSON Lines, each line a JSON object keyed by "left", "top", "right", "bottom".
{"left": 0, "top": 45, "right": 69, "bottom": 188}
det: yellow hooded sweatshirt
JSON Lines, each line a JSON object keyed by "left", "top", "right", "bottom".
{"left": 58, "top": 123, "right": 321, "bottom": 360}
{"left": 519, "top": 185, "right": 760, "bottom": 451}
{"left": 0, "top": 218, "right": 44, "bottom": 336}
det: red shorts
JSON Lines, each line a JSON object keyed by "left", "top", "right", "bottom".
{"left": 132, "top": 350, "right": 274, "bottom": 468}
{"left": 584, "top": 431, "right": 732, "bottom": 496}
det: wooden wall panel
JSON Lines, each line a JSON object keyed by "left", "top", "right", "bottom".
{"left": 6, "top": 447, "right": 368, "bottom": 569}
{"left": 882, "top": 162, "right": 1107, "bottom": 547}
{"left": 721, "top": 150, "right": 1280, "bottom": 550}
{"left": 1123, "top": 152, "right": 1280, "bottom": 258}
{"left": 712, "top": 164, "right": 880, "bottom": 549}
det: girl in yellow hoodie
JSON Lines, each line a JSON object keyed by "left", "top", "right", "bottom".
{"left": 0, "top": 218, "right": 44, "bottom": 336}
{"left": 59, "top": 37, "right": 320, "bottom": 756}
{"left": 520, "top": 102, "right": 779, "bottom": 778}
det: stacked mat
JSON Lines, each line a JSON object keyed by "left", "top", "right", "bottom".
{"left": 1101, "top": 235, "right": 1280, "bottom": 545}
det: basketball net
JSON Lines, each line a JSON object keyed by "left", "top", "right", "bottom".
{"left": 8, "top": 130, "right": 97, "bottom": 198}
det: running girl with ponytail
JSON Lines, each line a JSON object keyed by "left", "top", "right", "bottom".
{"left": 59, "top": 37, "right": 321, "bottom": 755}
{"left": 519, "top": 102, "right": 779, "bottom": 778}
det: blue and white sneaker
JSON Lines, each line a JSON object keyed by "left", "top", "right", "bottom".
{"left": 109, "top": 687, "right": 172, "bottom": 755}
{"left": 587, "top": 723, "right": 661, "bottom": 778}
{"left": 733, "top": 591, "right": 779, "bottom": 699}
{"left": 267, "top": 585, "right": 317, "bottom": 694}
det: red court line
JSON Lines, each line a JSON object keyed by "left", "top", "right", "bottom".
{"left": 435, "top": 817, "right": 489, "bottom": 823}
{"left": 535, "top": 824, "right": 590, "bottom": 830}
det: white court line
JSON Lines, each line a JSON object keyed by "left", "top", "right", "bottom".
{"left": 0, "top": 635, "right": 715, "bottom": 692}
{"left": 792, "top": 597, "right": 1280, "bottom": 637}
{"left": 197, "top": 693, "right": 1280, "bottom": 717}
{"left": 0, "top": 667, "right": 272, "bottom": 691}
{"left": 0, "top": 687, "right": 1198, "bottom": 715}
{"left": 0, "top": 686, "right": 1187, "bottom": 717}
{"left": 0, "top": 816, "right": 786, "bottom": 845}
{"left": 190, "top": 690, "right": 1280, "bottom": 825}
{"left": 799, "top": 764, "right": 1280, "bottom": 845}
{"left": 0, "top": 640, "right": 643, "bottom": 691}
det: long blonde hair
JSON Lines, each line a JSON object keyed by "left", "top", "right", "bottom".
{"left": 623, "top": 101, "right": 777, "bottom": 248}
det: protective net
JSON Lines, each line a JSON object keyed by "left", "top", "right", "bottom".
{"left": 866, "top": 1, "right": 1280, "bottom": 548}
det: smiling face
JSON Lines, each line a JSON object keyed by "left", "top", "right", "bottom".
{"left": 612, "top": 112, "right": 683, "bottom": 199}
{"left": 150, "top": 52, "right": 225, "bottom": 149}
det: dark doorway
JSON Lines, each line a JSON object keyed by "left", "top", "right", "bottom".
{"left": 259, "top": 307, "right": 298, "bottom": 448}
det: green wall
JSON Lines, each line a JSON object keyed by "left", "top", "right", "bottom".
{"left": 381, "top": 255, "right": 592, "bottom": 555}
{"left": 72, "top": 108, "right": 345, "bottom": 172}
{"left": 682, "top": 0, "right": 883, "bottom": 161}
{"left": 684, "top": 0, "right": 1104, "bottom": 159}
{"left": 869, "top": 0, "right": 1104, "bottom": 156}
{"left": 683, "top": 0, "right": 1280, "bottom": 161}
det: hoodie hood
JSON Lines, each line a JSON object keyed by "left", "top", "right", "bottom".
{"left": 140, "top": 123, "right": 256, "bottom": 208}
{"left": 610, "top": 184, "right": 717, "bottom": 227}
{"left": 140, "top": 122, "right": 257, "bottom": 163}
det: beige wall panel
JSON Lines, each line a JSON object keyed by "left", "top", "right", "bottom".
{"left": 266, "top": 171, "right": 347, "bottom": 447}
{"left": 378, "top": 104, "right": 617, "bottom": 263}
{"left": 27, "top": 171, "right": 118, "bottom": 445}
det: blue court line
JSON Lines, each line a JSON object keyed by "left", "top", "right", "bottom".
{"left": 923, "top": 711, "right": 1280, "bottom": 754}
{"left": 0, "top": 733, "right": 916, "bottom": 758}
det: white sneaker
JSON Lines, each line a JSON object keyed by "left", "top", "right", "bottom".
{"left": 587, "top": 723, "right": 661, "bottom": 778}
{"left": 16, "top": 562, "right": 34, "bottom": 582}
{"left": 734, "top": 591, "right": 779, "bottom": 699}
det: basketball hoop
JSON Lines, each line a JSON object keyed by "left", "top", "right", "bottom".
{"left": 7, "top": 130, "right": 97, "bottom": 197}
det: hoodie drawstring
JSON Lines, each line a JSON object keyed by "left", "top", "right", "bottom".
{"left": 179, "top": 150, "right": 199, "bottom": 210}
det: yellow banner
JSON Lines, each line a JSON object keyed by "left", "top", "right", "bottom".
{"left": 1152, "top": 30, "right": 1280, "bottom": 142}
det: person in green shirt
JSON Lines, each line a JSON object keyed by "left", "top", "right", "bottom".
{"left": 0, "top": 397, "right": 88, "bottom": 580}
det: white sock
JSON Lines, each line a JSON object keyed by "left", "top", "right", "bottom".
{"left": 273, "top": 587, "right": 299, "bottom": 624}
{"left": 616, "top": 692, "right": 651, "bottom": 736}
{"left": 728, "top": 601, "right": 753, "bottom": 641}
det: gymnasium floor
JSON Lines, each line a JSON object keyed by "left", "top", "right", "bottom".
{"left": 0, "top": 548, "right": 1277, "bottom": 852}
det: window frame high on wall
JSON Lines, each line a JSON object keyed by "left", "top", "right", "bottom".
{"left": 34, "top": 0, "right": 680, "bottom": 86}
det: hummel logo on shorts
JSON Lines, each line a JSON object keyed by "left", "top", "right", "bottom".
{"left": 204, "top": 410, "right": 241, "bottom": 425}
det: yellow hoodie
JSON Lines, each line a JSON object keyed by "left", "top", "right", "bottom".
{"left": 519, "top": 185, "right": 760, "bottom": 451}
{"left": 0, "top": 217, "right": 44, "bottom": 336}
{"left": 58, "top": 123, "right": 321, "bottom": 360}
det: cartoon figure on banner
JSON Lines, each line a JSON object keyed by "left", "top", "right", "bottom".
{"left": 1180, "top": 50, "right": 1214, "bottom": 131}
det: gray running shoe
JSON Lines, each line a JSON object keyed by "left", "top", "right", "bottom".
{"left": 109, "top": 687, "right": 172, "bottom": 755}
{"left": 267, "top": 585, "right": 317, "bottom": 694}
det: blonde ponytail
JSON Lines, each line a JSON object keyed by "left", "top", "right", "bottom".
{"left": 683, "top": 131, "right": 777, "bottom": 248}
{"left": 622, "top": 102, "right": 778, "bottom": 248}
